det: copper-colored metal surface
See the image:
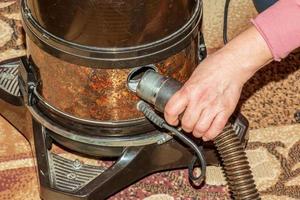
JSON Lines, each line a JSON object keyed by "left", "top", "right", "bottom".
{"left": 26, "top": 0, "right": 194, "bottom": 47}
{"left": 26, "top": 37, "right": 198, "bottom": 121}
{"left": 23, "top": 0, "right": 201, "bottom": 124}
{"left": 214, "top": 125, "right": 260, "bottom": 200}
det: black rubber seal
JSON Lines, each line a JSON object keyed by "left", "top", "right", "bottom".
{"left": 21, "top": 0, "right": 202, "bottom": 68}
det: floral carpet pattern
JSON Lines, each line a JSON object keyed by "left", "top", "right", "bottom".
{"left": 0, "top": 0, "right": 299, "bottom": 199}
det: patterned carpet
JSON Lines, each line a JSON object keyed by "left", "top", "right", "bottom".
{"left": 0, "top": 0, "right": 299, "bottom": 199}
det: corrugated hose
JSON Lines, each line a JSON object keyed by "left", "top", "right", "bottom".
{"left": 137, "top": 100, "right": 260, "bottom": 200}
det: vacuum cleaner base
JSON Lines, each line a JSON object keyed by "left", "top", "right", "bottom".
{"left": 0, "top": 57, "right": 249, "bottom": 200}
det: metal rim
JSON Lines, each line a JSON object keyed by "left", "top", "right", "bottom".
{"left": 28, "top": 104, "right": 172, "bottom": 147}
{"left": 21, "top": 0, "right": 202, "bottom": 68}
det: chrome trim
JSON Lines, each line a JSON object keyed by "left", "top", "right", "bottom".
{"left": 27, "top": 104, "right": 172, "bottom": 147}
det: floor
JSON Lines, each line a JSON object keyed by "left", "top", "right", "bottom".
{"left": 0, "top": 0, "right": 299, "bottom": 199}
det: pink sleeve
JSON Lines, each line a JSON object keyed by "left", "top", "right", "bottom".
{"left": 251, "top": 0, "right": 300, "bottom": 61}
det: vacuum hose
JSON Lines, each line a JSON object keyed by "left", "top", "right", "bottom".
{"left": 131, "top": 70, "right": 261, "bottom": 200}
{"left": 214, "top": 125, "right": 260, "bottom": 199}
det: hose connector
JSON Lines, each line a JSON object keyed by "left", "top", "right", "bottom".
{"left": 136, "top": 70, "right": 182, "bottom": 113}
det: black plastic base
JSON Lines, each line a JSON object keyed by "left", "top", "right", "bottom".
{"left": 33, "top": 120, "right": 221, "bottom": 200}
{"left": 0, "top": 95, "right": 220, "bottom": 200}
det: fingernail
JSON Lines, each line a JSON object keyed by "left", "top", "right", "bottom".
{"left": 202, "top": 136, "right": 208, "bottom": 141}
{"left": 194, "top": 132, "right": 203, "bottom": 138}
{"left": 169, "top": 119, "right": 179, "bottom": 126}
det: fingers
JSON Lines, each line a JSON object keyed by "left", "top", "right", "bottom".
{"left": 181, "top": 99, "right": 204, "bottom": 133}
{"left": 164, "top": 89, "right": 188, "bottom": 126}
{"left": 165, "top": 89, "right": 233, "bottom": 141}
{"left": 193, "top": 107, "right": 217, "bottom": 138}
{"left": 202, "top": 111, "right": 230, "bottom": 141}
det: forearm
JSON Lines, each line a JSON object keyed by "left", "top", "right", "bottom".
{"left": 211, "top": 0, "right": 300, "bottom": 84}
{"left": 213, "top": 26, "right": 273, "bottom": 84}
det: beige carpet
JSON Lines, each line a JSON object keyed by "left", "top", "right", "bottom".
{"left": 1, "top": 115, "right": 299, "bottom": 200}
{"left": 0, "top": 0, "right": 299, "bottom": 199}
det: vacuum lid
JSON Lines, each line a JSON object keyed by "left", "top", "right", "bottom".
{"left": 22, "top": 0, "right": 202, "bottom": 67}
{"left": 26, "top": 0, "right": 196, "bottom": 48}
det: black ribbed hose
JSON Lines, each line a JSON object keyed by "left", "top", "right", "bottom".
{"left": 214, "top": 125, "right": 261, "bottom": 200}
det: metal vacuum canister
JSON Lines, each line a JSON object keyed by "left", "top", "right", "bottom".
{"left": 21, "top": 0, "right": 203, "bottom": 136}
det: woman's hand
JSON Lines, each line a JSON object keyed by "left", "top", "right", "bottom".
{"left": 164, "top": 50, "right": 244, "bottom": 141}
{"left": 164, "top": 26, "right": 273, "bottom": 141}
